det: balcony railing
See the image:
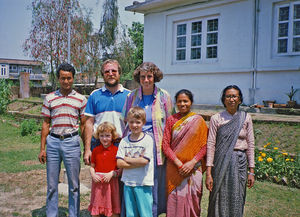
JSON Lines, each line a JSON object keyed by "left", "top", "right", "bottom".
{"left": 8, "top": 73, "right": 46, "bottom": 80}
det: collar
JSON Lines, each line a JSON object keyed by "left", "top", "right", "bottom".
{"left": 100, "top": 84, "right": 125, "bottom": 93}
{"left": 137, "top": 85, "right": 158, "bottom": 100}
{"left": 55, "top": 89, "right": 76, "bottom": 96}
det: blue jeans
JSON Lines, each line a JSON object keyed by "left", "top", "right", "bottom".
{"left": 46, "top": 135, "right": 81, "bottom": 217}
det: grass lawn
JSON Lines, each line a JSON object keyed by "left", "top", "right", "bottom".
{"left": 0, "top": 114, "right": 299, "bottom": 216}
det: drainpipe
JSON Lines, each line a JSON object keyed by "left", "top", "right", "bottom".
{"left": 250, "top": 0, "right": 259, "bottom": 105}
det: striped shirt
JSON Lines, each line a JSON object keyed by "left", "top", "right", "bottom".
{"left": 42, "top": 89, "right": 87, "bottom": 135}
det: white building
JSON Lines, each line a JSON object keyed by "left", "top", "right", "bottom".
{"left": 126, "top": 0, "right": 300, "bottom": 105}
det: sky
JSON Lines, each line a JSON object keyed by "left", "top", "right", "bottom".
{"left": 0, "top": 0, "right": 143, "bottom": 60}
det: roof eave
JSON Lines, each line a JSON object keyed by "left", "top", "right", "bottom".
{"left": 125, "top": 0, "right": 209, "bottom": 14}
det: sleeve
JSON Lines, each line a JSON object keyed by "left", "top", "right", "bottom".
{"left": 80, "top": 96, "right": 87, "bottom": 117}
{"left": 84, "top": 93, "right": 95, "bottom": 116}
{"left": 193, "top": 118, "right": 208, "bottom": 162}
{"left": 41, "top": 95, "right": 51, "bottom": 117}
{"left": 206, "top": 115, "right": 218, "bottom": 167}
{"left": 142, "top": 135, "right": 154, "bottom": 162}
{"left": 162, "top": 116, "right": 177, "bottom": 162}
{"left": 116, "top": 139, "right": 126, "bottom": 160}
{"left": 121, "top": 94, "right": 130, "bottom": 121}
{"left": 245, "top": 114, "right": 255, "bottom": 168}
{"left": 164, "top": 91, "right": 174, "bottom": 118}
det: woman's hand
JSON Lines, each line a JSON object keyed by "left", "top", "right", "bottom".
{"left": 205, "top": 166, "right": 213, "bottom": 192}
{"left": 247, "top": 174, "right": 255, "bottom": 188}
{"left": 179, "top": 159, "right": 197, "bottom": 177}
{"left": 102, "top": 171, "right": 114, "bottom": 183}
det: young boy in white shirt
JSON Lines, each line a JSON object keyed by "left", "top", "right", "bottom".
{"left": 117, "top": 106, "right": 154, "bottom": 217}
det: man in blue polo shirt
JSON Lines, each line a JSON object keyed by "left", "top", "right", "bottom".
{"left": 83, "top": 59, "right": 130, "bottom": 165}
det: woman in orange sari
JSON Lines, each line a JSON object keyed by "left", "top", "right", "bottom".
{"left": 162, "top": 89, "right": 208, "bottom": 217}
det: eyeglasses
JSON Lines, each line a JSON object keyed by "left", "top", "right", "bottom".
{"left": 225, "top": 95, "right": 239, "bottom": 100}
{"left": 104, "top": 69, "right": 118, "bottom": 75}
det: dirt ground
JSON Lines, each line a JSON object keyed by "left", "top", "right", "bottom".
{"left": 0, "top": 166, "right": 92, "bottom": 217}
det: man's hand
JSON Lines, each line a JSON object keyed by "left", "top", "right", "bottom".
{"left": 38, "top": 150, "right": 47, "bottom": 164}
{"left": 83, "top": 149, "right": 92, "bottom": 165}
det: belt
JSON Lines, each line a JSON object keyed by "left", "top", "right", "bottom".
{"left": 50, "top": 131, "right": 78, "bottom": 140}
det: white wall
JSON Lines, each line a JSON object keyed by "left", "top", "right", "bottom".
{"left": 143, "top": 0, "right": 300, "bottom": 105}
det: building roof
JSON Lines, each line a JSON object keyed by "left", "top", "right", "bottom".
{"left": 0, "top": 58, "right": 42, "bottom": 66}
{"left": 125, "top": 0, "right": 209, "bottom": 14}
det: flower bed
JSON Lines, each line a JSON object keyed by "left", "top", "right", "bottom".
{"left": 255, "top": 141, "right": 300, "bottom": 188}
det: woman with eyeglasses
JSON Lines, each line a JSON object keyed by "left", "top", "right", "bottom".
{"left": 206, "top": 85, "right": 255, "bottom": 217}
{"left": 122, "top": 62, "right": 173, "bottom": 217}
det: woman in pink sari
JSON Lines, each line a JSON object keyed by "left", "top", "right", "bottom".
{"left": 162, "top": 89, "right": 208, "bottom": 217}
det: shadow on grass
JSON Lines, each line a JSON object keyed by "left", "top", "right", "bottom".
{"left": 32, "top": 206, "right": 91, "bottom": 217}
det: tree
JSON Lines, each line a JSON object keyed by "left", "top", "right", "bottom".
{"left": 128, "top": 22, "right": 144, "bottom": 69}
{"left": 98, "top": 0, "right": 119, "bottom": 58}
{"left": 111, "top": 22, "right": 144, "bottom": 83}
{"left": 23, "top": 0, "right": 89, "bottom": 88}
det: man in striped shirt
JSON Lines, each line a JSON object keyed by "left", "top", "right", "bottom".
{"left": 38, "top": 63, "right": 87, "bottom": 217}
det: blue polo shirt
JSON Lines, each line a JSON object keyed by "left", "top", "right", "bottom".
{"left": 85, "top": 85, "right": 130, "bottom": 136}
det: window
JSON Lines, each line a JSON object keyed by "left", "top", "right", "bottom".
{"left": 174, "top": 17, "right": 218, "bottom": 62}
{"left": 21, "top": 66, "right": 33, "bottom": 73}
{"left": 9, "top": 65, "right": 17, "bottom": 72}
{"left": 274, "top": 2, "right": 300, "bottom": 55}
{"left": 1, "top": 65, "right": 7, "bottom": 76}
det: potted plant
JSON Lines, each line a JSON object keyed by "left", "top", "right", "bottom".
{"left": 286, "top": 86, "right": 298, "bottom": 108}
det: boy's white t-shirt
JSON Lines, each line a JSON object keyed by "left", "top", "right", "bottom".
{"left": 116, "top": 133, "right": 154, "bottom": 186}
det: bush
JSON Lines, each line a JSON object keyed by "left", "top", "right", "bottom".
{"left": 0, "top": 79, "right": 12, "bottom": 114}
{"left": 255, "top": 141, "right": 300, "bottom": 188}
{"left": 20, "top": 119, "right": 39, "bottom": 136}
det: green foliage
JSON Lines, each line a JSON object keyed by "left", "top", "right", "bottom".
{"left": 0, "top": 79, "right": 12, "bottom": 114}
{"left": 20, "top": 119, "right": 40, "bottom": 137}
{"left": 128, "top": 22, "right": 144, "bottom": 68}
{"left": 111, "top": 22, "right": 144, "bottom": 83}
{"left": 255, "top": 141, "right": 300, "bottom": 188}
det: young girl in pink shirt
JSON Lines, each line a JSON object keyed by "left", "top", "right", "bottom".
{"left": 88, "top": 122, "right": 121, "bottom": 217}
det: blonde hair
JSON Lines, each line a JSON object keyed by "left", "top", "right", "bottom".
{"left": 127, "top": 106, "right": 146, "bottom": 124}
{"left": 93, "top": 122, "right": 119, "bottom": 141}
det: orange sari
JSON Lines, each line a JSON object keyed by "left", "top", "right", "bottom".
{"left": 166, "top": 112, "right": 208, "bottom": 195}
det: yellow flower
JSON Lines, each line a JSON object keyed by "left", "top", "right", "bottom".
{"left": 291, "top": 159, "right": 294, "bottom": 162}
{"left": 286, "top": 159, "right": 290, "bottom": 162}
{"left": 282, "top": 152, "right": 288, "bottom": 156}
{"left": 258, "top": 156, "right": 263, "bottom": 162}
{"left": 267, "top": 157, "right": 273, "bottom": 163}
{"left": 261, "top": 153, "right": 266, "bottom": 157}
{"left": 264, "top": 142, "right": 271, "bottom": 148}
{"left": 274, "top": 147, "right": 278, "bottom": 150}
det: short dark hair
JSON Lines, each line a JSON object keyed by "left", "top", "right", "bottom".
{"left": 133, "top": 62, "right": 163, "bottom": 83}
{"left": 56, "top": 63, "right": 76, "bottom": 78}
{"left": 175, "top": 89, "right": 194, "bottom": 104}
{"left": 221, "top": 85, "right": 243, "bottom": 108}
{"left": 101, "top": 59, "right": 122, "bottom": 76}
